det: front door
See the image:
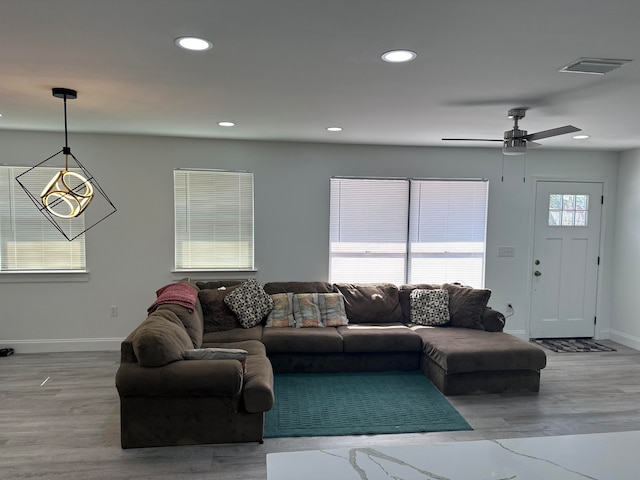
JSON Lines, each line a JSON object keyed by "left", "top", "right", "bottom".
{"left": 530, "top": 181, "right": 602, "bottom": 339}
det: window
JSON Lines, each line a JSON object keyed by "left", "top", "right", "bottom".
{"left": 409, "top": 180, "right": 488, "bottom": 287}
{"left": 330, "top": 178, "right": 409, "bottom": 284}
{"left": 174, "top": 169, "right": 254, "bottom": 271}
{"left": 548, "top": 193, "right": 589, "bottom": 227}
{"left": 0, "top": 166, "right": 87, "bottom": 272}
{"left": 329, "top": 177, "right": 488, "bottom": 287}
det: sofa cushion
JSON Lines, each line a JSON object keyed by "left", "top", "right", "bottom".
{"left": 198, "top": 286, "right": 241, "bottom": 333}
{"left": 398, "top": 284, "right": 441, "bottom": 323}
{"left": 242, "top": 354, "right": 275, "bottom": 413}
{"left": 263, "top": 281, "right": 336, "bottom": 295}
{"left": 261, "top": 327, "right": 343, "bottom": 353}
{"left": 410, "top": 289, "right": 450, "bottom": 326}
{"left": 442, "top": 283, "right": 491, "bottom": 330}
{"left": 202, "top": 326, "right": 263, "bottom": 344}
{"left": 337, "top": 324, "right": 422, "bottom": 353}
{"left": 132, "top": 310, "right": 193, "bottom": 367}
{"left": 265, "top": 292, "right": 296, "bottom": 327}
{"left": 482, "top": 307, "right": 506, "bottom": 332}
{"left": 196, "top": 280, "right": 245, "bottom": 290}
{"left": 155, "top": 302, "right": 205, "bottom": 348}
{"left": 224, "top": 279, "right": 274, "bottom": 328}
{"left": 412, "top": 326, "right": 547, "bottom": 374}
{"left": 334, "top": 283, "right": 403, "bottom": 324}
{"left": 202, "top": 339, "right": 266, "bottom": 356}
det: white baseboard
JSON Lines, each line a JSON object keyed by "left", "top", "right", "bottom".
{"left": 609, "top": 330, "right": 640, "bottom": 351}
{"left": 0, "top": 338, "right": 123, "bottom": 354}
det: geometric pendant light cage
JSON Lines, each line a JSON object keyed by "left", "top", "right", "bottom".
{"left": 14, "top": 88, "right": 116, "bottom": 241}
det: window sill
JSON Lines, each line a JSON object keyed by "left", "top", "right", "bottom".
{"left": 171, "top": 269, "right": 257, "bottom": 281}
{"left": 0, "top": 271, "right": 90, "bottom": 283}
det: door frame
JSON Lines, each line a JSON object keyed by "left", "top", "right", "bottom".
{"left": 526, "top": 175, "right": 611, "bottom": 340}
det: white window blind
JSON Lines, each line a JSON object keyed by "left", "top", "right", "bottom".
{"left": 409, "top": 179, "right": 488, "bottom": 288}
{"left": 0, "top": 166, "right": 87, "bottom": 272}
{"left": 174, "top": 169, "right": 254, "bottom": 271}
{"left": 329, "top": 178, "right": 409, "bottom": 284}
{"left": 329, "top": 177, "right": 488, "bottom": 287}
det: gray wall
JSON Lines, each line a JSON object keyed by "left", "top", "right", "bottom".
{"left": 612, "top": 149, "right": 640, "bottom": 350}
{"left": 0, "top": 130, "right": 621, "bottom": 351}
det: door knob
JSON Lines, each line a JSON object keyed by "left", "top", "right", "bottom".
{"left": 534, "top": 270, "right": 542, "bottom": 277}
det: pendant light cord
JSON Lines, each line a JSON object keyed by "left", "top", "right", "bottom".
{"left": 62, "top": 94, "right": 70, "bottom": 170}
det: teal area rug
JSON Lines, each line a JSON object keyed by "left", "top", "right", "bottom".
{"left": 264, "top": 371, "right": 472, "bottom": 438}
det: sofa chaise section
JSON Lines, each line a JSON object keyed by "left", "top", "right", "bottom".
{"left": 412, "top": 326, "right": 547, "bottom": 395}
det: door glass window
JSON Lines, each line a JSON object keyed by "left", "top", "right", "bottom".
{"left": 548, "top": 194, "right": 589, "bottom": 227}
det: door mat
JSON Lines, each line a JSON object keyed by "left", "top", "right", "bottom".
{"left": 264, "top": 371, "right": 472, "bottom": 438}
{"left": 533, "top": 338, "right": 616, "bottom": 353}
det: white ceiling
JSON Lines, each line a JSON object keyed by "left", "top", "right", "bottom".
{"left": 2, "top": 0, "right": 640, "bottom": 151}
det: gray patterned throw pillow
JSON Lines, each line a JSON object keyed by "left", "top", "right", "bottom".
{"left": 224, "top": 279, "right": 274, "bottom": 328}
{"left": 410, "top": 288, "right": 450, "bottom": 326}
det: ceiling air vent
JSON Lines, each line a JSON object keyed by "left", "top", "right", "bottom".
{"left": 559, "top": 57, "right": 632, "bottom": 75}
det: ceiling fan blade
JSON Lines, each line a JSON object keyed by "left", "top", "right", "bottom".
{"left": 527, "top": 141, "right": 542, "bottom": 148}
{"left": 522, "top": 125, "right": 581, "bottom": 142}
{"left": 442, "top": 138, "right": 503, "bottom": 142}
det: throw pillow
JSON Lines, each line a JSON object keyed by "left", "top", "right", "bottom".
{"left": 318, "top": 293, "right": 349, "bottom": 327}
{"left": 224, "top": 279, "right": 274, "bottom": 328}
{"left": 198, "top": 286, "right": 241, "bottom": 333}
{"left": 292, "top": 293, "right": 323, "bottom": 327}
{"left": 410, "top": 288, "right": 450, "bottom": 326}
{"left": 183, "top": 347, "right": 248, "bottom": 361}
{"left": 265, "top": 292, "right": 295, "bottom": 327}
{"left": 442, "top": 283, "right": 491, "bottom": 330}
{"left": 183, "top": 347, "right": 248, "bottom": 372}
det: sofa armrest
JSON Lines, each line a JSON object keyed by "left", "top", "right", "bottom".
{"left": 116, "top": 359, "right": 243, "bottom": 398}
{"left": 481, "top": 307, "right": 506, "bottom": 332}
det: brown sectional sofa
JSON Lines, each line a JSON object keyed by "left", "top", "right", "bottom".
{"left": 115, "top": 280, "right": 546, "bottom": 448}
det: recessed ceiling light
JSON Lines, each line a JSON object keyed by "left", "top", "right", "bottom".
{"left": 175, "top": 37, "right": 213, "bottom": 51}
{"left": 218, "top": 121, "right": 235, "bottom": 127}
{"left": 381, "top": 50, "right": 417, "bottom": 63}
{"left": 326, "top": 127, "right": 343, "bottom": 132}
{"left": 572, "top": 134, "right": 590, "bottom": 140}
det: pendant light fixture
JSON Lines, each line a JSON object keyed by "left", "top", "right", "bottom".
{"left": 14, "top": 88, "right": 116, "bottom": 241}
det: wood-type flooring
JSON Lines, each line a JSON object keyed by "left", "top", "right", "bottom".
{"left": 1, "top": 340, "right": 639, "bottom": 479}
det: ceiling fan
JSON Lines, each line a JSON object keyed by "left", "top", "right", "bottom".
{"left": 442, "top": 108, "right": 581, "bottom": 155}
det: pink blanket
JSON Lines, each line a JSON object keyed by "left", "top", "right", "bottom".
{"left": 147, "top": 283, "right": 197, "bottom": 314}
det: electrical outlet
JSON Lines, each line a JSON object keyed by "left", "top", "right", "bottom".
{"left": 110, "top": 305, "right": 118, "bottom": 317}
{"left": 506, "top": 303, "right": 514, "bottom": 315}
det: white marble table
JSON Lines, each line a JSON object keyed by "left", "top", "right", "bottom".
{"left": 267, "top": 430, "right": 640, "bottom": 479}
